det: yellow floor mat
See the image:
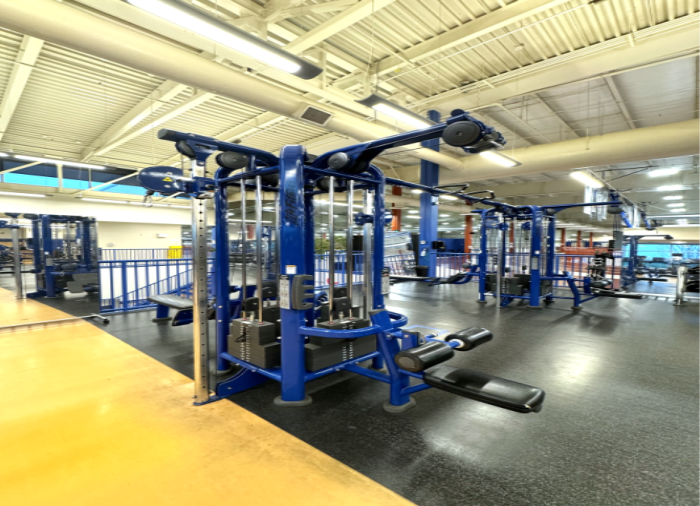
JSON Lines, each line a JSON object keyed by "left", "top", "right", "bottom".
{"left": 0, "top": 288, "right": 414, "bottom": 506}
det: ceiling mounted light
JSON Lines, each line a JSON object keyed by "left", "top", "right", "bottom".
{"left": 663, "top": 195, "right": 683, "bottom": 200}
{"left": 671, "top": 209, "right": 687, "bottom": 213}
{"left": 648, "top": 168, "right": 679, "bottom": 177}
{"left": 0, "top": 191, "right": 46, "bottom": 198}
{"left": 126, "top": 0, "right": 321, "bottom": 79}
{"left": 479, "top": 150, "right": 521, "bottom": 167}
{"left": 657, "top": 185, "right": 684, "bottom": 191}
{"left": 79, "top": 198, "right": 128, "bottom": 204}
{"left": 356, "top": 94, "right": 432, "bottom": 129}
{"left": 15, "top": 155, "right": 105, "bottom": 169}
{"left": 570, "top": 171, "right": 604, "bottom": 188}
{"left": 411, "top": 189, "right": 423, "bottom": 194}
{"left": 440, "top": 195, "right": 458, "bottom": 201}
{"left": 667, "top": 203, "right": 686, "bottom": 208}
{"left": 0, "top": 152, "right": 8, "bottom": 157}
{"left": 406, "top": 216, "right": 421, "bottom": 219}
{"left": 408, "top": 210, "right": 419, "bottom": 214}
{"left": 646, "top": 213, "right": 699, "bottom": 219}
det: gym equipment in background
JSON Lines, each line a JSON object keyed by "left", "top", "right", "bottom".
{"left": 474, "top": 200, "right": 644, "bottom": 309}
{"left": 25, "top": 214, "right": 100, "bottom": 298}
{"left": 136, "top": 110, "right": 546, "bottom": 414}
{"left": 0, "top": 213, "right": 24, "bottom": 299}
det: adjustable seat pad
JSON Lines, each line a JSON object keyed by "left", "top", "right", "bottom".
{"left": 147, "top": 294, "right": 193, "bottom": 310}
{"left": 423, "top": 365, "right": 545, "bottom": 413}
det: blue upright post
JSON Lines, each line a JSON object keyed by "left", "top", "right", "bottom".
{"left": 476, "top": 210, "right": 489, "bottom": 302}
{"left": 419, "top": 110, "right": 441, "bottom": 277}
{"left": 214, "top": 178, "right": 232, "bottom": 372}
{"left": 42, "top": 215, "right": 57, "bottom": 297}
{"left": 529, "top": 208, "right": 543, "bottom": 308}
{"left": 276, "top": 145, "right": 312, "bottom": 406}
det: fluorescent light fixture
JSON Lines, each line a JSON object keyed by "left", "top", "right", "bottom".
{"left": 646, "top": 213, "right": 699, "bottom": 219}
{"left": 663, "top": 195, "right": 683, "bottom": 200}
{"left": 126, "top": 0, "right": 321, "bottom": 79}
{"left": 648, "top": 168, "right": 679, "bottom": 177}
{"left": 440, "top": 195, "right": 458, "bottom": 201}
{"left": 667, "top": 203, "right": 686, "bottom": 208}
{"left": 79, "top": 198, "right": 128, "bottom": 204}
{"left": 356, "top": 94, "right": 432, "bottom": 129}
{"left": 439, "top": 214, "right": 450, "bottom": 217}
{"left": 408, "top": 210, "right": 419, "bottom": 214}
{"left": 657, "top": 185, "right": 683, "bottom": 191}
{"left": 404, "top": 225, "right": 413, "bottom": 228}
{"left": 15, "top": 155, "right": 105, "bottom": 170}
{"left": 0, "top": 152, "right": 7, "bottom": 157}
{"left": 671, "top": 209, "right": 686, "bottom": 213}
{"left": 479, "top": 150, "right": 521, "bottom": 167}
{"left": 677, "top": 219, "right": 688, "bottom": 224}
{"left": 570, "top": 171, "right": 604, "bottom": 188}
{"left": 411, "top": 189, "right": 423, "bottom": 194}
{"left": 0, "top": 191, "right": 46, "bottom": 198}
{"left": 406, "top": 216, "right": 421, "bottom": 219}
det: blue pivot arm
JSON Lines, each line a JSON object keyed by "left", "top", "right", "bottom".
{"left": 311, "top": 109, "right": 505, "bottom": 175}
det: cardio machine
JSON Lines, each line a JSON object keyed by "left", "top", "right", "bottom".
{"left": 136, "top": 110, "right": 545, "bottom": 415}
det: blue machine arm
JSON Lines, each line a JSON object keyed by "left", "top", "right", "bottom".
{"left": 311, "top": 109, "right": 505, "bottom": 175}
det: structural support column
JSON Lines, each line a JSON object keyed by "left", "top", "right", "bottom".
{"left": 576, "top": 230, "right": 582, "bottom": 248}
{"left": 589, "top": 232, "right": 594, "bottom": 247}
{"left": 560, "top": 228, "right": 566, "bottom": 249}
{"left": 464, "top": 214, "right": 473, "bottom": 253}
{"left": 419, "top": 110, "right": 440, "bottom": 276}
{"left": 390, "top": 186, "right": 402, "bottom": 231}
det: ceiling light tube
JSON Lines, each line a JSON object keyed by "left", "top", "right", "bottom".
{"left": 0, "top": 191, "right": 46, "bottom": 198}
{"left": 570, "top": 171, "right": 604, "bottom": 188}
{"left": 79, "top": 198, "right": 128, "bottom": 204}
{"left": 648, "top": 168, "right": 679, "bottom": 177}
{"left": 663, "top": 195, "right": 683, "bottom": 200}
{"left": 14, "top": 155, "right": 105, "bottom": 170}
{"left": 646, "top": 214, "right": 699, "bottom": 219}
{"left": 0, "top": 152, "right": 8, "bottom": 157}
{"left": 479, "top": 150, "right": 522, "bottom": 167}
{"left": 356, "top": 94, "right": 433, "bottom": 129}
{"left": 440, "top": 195, "right": 458, "bottom": 201}
{"left": 657, "top": 185, "right": 684, "bottom": 191}
{"left": 667, "top": 203, "right": 686, "bottom": 208}
{"left": 126, "top": 0, "right": 322, "bottom": 79}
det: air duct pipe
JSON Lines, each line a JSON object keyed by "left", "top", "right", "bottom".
{"left": 439, "top": 119, "right": 699, "bottom": 184}
{"left": 0, "top": 0, "right": 466, "bottom": 171}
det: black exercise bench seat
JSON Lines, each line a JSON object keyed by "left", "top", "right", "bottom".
{"left": 423, "top": 365, "right": 545, "bottom": 413}
{"left": 147, "top": 294, "right": 193, "bottom": 310}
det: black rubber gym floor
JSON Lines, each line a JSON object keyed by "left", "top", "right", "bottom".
{"left": 88, "top": 280, "right": 698, "bottom": 506}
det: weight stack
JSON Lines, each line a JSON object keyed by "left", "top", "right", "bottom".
{"left": 319, "top": 304, "right": 361, "bottom": 322}
{"left": 305, "top": 335, "right": 377, "bottom": 372}
{"left": 229, "top": 318, "right": 280, "bottom": 369}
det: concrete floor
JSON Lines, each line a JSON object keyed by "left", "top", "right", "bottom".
{"left": 99, "top": 280, "right": 699, "bottom": 506}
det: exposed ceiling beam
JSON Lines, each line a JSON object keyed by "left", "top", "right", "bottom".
{"left": 81, "top": 51, "right": 221, "bottom": 161}
{"left": 604, "top": 75, "right": 635, "bottom": 129}
{"left": 374, "top": 0, "right": 573, "bottom": 77}
{"left": 88, "top": 90, "right": 216, "bottom": 160}
{"left": 275, "top": 0, "right": 358, "bottom": 20}
{"left": 283, "top": 0, "right": 397, "bottom": 55}
{"left": 530, "top": 94, "right": 579, "bottom": 138}
{"left": 0, "top": 161, "right": 40, "bottom": 174}
{"left": 81, "top": 80, "right": 187, "bottom": 161}
{"left": 424, "top": 15, "right": 699, "bottom": 112}
{"left": 0, "top": 35, "right": 43, "bottom": 142}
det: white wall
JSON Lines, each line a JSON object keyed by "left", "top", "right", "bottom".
{"left": 626, "top": 227, "right": 700, "bottom": 242}
{"left": 0, "top": 193, "right": 210, "bottom": 224}
{"left": 98, "top": 222, "right": 183, "bottom": 249}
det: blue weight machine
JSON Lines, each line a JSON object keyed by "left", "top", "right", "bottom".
{"left": 137, "top": 110, "right": 545, "bottom": 414}
{"left": 474, "top": 200, "right": 645, "bottom": 309}
{"left": 620, "top": 234, "right": 673, "bottom": 288}
{"left": 24, "top": 214, "right": 99, "bottom": 298}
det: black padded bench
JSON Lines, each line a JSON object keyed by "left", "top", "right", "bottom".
{"left": 424, "top": 365, "right": 545, "bottom": 413}
{"left": 148, "top": 294, "right": 196, "bottom": 325}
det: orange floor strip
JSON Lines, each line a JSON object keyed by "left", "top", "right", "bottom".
{"left": 0, "top": 288, "right": 415, "bottom": 506}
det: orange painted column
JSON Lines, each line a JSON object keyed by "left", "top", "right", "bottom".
{"left": 560, "top": 228, "right": 566, "bottom": 249}
{"left": 391, "top": 186, "right": 402, "bottom": 231}
{"left": 247, "top": 224, "right": 255, "bottom": 239}
{"left": 464, "top": 215, "right": 473, "bottom": 253}
{"left": 589, "top": 232, "right": 594, "bottom": 247}
{"left": 576, "top": 230, "right": 582, "bottom": 248}
{"left": 509, "top": 222, "right": 515, "bottom": 253}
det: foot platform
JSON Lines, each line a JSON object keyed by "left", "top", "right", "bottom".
{"left": 423, "top": 365, "right": 545, "bottom": 413}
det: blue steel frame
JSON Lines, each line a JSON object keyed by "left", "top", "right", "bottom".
{"left": 476, "top": 201, "right": 621, "bottom": 308}
{"left": 143, "top": 111, "right": 513, "bottom": 408}
{"left": 27, "top": 214, "right": 99, "bottom": 298}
